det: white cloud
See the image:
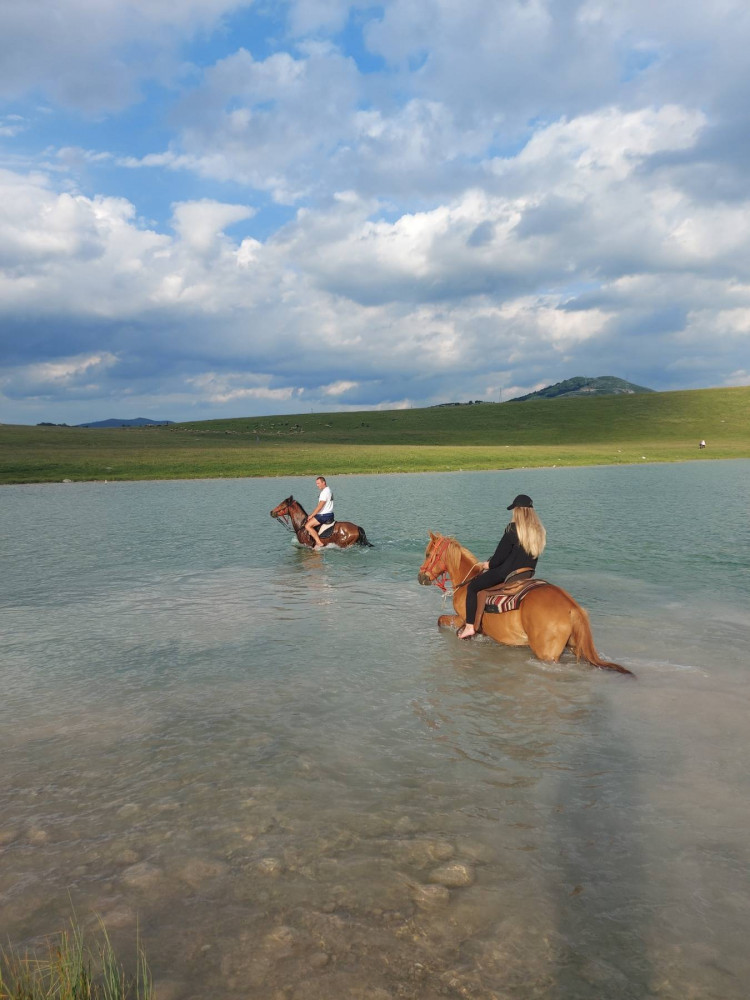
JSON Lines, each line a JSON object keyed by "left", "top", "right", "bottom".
{"left": 171, "top": 199, "right": 255, "bottom": 251}
{"left": 148, "top": 45, "right": 362, "bottom": 201}
{"left": 322, "top": 380, "right": 359, "bottom": 395}
{"left": 27, "top": 352, "right": 119, "bottom": 383}
{"left": 0, "top": 0, "right": 248, "bottom": 112}
{"left": 185, "top": 372, "right": 303, "bottom": 404}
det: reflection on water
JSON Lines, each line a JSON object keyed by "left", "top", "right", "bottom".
{"left": 1, "top": 464, "right": 749, "bottom": 999}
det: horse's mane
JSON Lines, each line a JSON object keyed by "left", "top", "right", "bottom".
{"left": 286, "top": 496, "right": 308, "bottom": 517}
{"left": 440, "top": 536, "right": 483, "bottom": 581}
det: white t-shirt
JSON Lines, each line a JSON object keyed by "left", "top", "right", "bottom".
{"left": 319, "top": 486, "right": 334, "bottom": 515}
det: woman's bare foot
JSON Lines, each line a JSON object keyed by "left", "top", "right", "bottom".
{"left": 456, "top": 624, "right": 475, "bottom": 639}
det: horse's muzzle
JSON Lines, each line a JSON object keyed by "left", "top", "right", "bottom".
{"left": 417, "top": 571, "right": 432, "bottom": 586}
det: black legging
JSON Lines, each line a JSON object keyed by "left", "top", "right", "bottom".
{"left": 464, "top": 567, "right": 508, "bottom": 627}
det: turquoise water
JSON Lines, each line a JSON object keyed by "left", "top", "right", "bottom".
{"left": 2, "top": 462, "right": 749, "bottom": 999}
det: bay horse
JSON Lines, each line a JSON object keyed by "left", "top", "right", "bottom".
{"left": 418, "top": 532, "right": 633, "bottom": 676}
{"left": 270, "top": 497, "right": 372, "bottom": 549}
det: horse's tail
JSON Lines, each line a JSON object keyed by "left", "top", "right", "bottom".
{"left": 568, "top": 603, "right": 635, "bottom": 677}
{"left": 355, "top": 525, "right": 373, "bottom": 547}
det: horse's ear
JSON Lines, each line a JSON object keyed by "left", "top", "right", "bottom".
{"left": 286, "top": 496, "right": 293, "bottom": 503}
{"left": 429, "top": 531, "right": 436, "bottom": 540}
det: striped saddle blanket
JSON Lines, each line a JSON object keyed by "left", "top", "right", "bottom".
{"left": 483, "top": 578, "right": 548, "bottom": 614}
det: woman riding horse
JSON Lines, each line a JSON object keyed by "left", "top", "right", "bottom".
{"left": 418, "top": 532, "right": 633, "bottom": 674}
{"left": 457, "top": 493, "right": 545, "bottom": 639}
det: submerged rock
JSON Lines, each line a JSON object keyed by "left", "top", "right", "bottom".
{"left": 428, "top": 862, "right": 474, "bottom": 888}
{"left": 179, "top": 856, "right": 229, "bottom": 887}
{"left": 411, "top": 883, "right": 451, "bottom": 909}
{"left": 392, "top": 838, "right": 455, "bottom": 867}
{"left": 308, "top": 951, "right": 330, "bottom": 969}
{"left": 115, "top": 848, "right": 140, "bottom": 865}
{"left": 120, "top": 861, "right": 162, "bottom": 889}
{"left": 257, "top": 856, "right": 284, "bottom": 876}
{"left": 97, "top": 905, "right": 136, "bottom": 929}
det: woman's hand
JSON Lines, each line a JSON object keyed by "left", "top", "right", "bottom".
{"left": 481, "top": 561, "right": 489, "bottom": 570}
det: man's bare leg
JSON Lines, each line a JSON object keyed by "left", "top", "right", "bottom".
{"left": 305, "top": 517, "right": 324, "bottom": 548}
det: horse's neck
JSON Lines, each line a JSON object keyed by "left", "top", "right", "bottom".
{"left": 290, "top": 502, "right": 310, "bottom": 539}
{"left": 447, "top": 542, "right": 480, "bottom": 585}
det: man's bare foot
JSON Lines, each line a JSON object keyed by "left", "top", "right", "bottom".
{"left": 314, "top": 543, "right": 324, "bottom": 550}
{"left": 456, "top": 624, "right": 475, "bottom": 639}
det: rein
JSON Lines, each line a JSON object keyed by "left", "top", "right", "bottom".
{"left": 272, "top": 511, "right": 296, "bottom": 534}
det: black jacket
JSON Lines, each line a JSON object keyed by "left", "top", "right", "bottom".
{"left": 488, "top": 522, "right": 537, "bottom": 581}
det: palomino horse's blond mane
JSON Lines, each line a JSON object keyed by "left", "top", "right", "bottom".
{"left": 439, "top": 535, "right": 483, "bottom": 587}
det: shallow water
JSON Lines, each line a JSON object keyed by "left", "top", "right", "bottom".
{"left": 2, "top": 462, "right": 749, "bottom": 999}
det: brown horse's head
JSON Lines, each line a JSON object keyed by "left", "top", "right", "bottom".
{"left": 418, "top": 532, "right": 451, "bottom": 587}
{"left": 270, "top": 496, "right": 294, "bottom": 519}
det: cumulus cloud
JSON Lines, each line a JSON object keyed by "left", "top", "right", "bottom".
{"left": 0, "top": 0, "right": 248, "bottom": 112}
{"left": 145, "top": 44, "right": 363, "bottom": 202}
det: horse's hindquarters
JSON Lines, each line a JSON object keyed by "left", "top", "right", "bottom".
{"left": 330, "top": 521, "right": 367, "bottom": 548}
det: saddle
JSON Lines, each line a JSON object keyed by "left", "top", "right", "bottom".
{"left": 482, "top": 577, "right": 547, "bottom": 614}
{"left": 318, "top": 521, "right": 336, "bottom": 539}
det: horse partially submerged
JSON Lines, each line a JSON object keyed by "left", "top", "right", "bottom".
{"left": 418, "top": 532, "right": 633, "bottom": 675}
{"left": 271, "top": 496, "right": 372, "bottom": 549}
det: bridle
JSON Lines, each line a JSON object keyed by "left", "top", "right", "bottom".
{"left": 421, "top": 536, "right": 483, "bottom": 595}
{"left": 271, "top": 503, "right": 296, "bottom": 534}
{"left": 420, "top": 536, "right": 452, "bottom": 591}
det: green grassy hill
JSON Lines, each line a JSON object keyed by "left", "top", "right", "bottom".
{"left": 1, "top": 385, "right": 748, "bottom": 483}
{"left": 507, "top": 374, "right": 654, "bottom": 401}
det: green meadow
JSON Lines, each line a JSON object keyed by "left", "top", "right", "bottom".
{"left": 1, "top": 385, "right": 748, "bottom": 484}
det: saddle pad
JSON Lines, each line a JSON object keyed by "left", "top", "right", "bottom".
{"left": 318, "top": 521, "right": 336, "bottom": 538}
{"left": 484, "top": 578, "right": 547, "bottom": 614}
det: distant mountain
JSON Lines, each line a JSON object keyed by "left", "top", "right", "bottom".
{"left": 77, "top": 417, "right": 173, "bottom": 428}
{"left": 507, "top": 376, "right": 654, "bottom": 402}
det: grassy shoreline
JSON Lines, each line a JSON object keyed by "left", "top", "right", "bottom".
{"left": 2, "top": 386, "right": 748, "bottom": 484}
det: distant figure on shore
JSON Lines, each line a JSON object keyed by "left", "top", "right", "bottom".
{"left": 699, "top": 439, "right": 706, "bottom": 449}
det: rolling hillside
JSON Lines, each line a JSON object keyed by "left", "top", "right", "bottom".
{"left": 1, "top": 385, "right": 748, "bottom": 483}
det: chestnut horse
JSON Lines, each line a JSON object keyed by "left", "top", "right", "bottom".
{"left": 270, "top": 496, "right": 372, "bottom": 549}
{"left": 418, "top": 532, "right": 633, "bottom": 676}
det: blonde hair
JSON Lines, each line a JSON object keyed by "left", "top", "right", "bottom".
{"left": 512, "top": 506, "right": 546, "bottom": 558}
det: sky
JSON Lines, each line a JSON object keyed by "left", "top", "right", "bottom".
{"left": 1, "top": 0, "right": 750, "bottom": 425}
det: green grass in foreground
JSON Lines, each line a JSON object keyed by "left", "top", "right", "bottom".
{"left": 1, "top": 385, "right": 748, "bottom": 483}
{"left": 0, "top": 921, "right": 151, "bottom": 1000}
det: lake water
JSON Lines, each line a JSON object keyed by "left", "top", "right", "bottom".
{"left": 2, "top": 461, "right": 749, "bottom": 1000}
